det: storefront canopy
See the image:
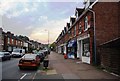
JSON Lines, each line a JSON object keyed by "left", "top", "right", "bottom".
{"left": 67, "top": 40, "right": 77, "bottom": 47}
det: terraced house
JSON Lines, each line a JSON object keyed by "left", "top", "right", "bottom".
{"left": 0, "top": 28, "right": 4, "bottom": 51}
{"left": 56, "top": 0, "right": 120, "bottom": 75}
{"left": 3, "top": 31, "right": 24, "bottom": 53}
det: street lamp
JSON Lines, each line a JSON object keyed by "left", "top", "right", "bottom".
{"left": 45, "top": 30, "right": 49, "bottom": 48}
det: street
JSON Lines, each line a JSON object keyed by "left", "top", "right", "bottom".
{"left": 2, "top": 58, "right": 37, "bottom": 80}
{"left": 1, "top": 51, "right": 119, "bottom": 80}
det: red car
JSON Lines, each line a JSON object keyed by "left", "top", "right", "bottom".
{"left": 18, "top": 54, "right": 40, "bottom": 70}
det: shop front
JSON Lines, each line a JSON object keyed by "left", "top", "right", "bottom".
{"left": 77, "top": 34, "right": 91, "bottom": 64}
{"left": 67, "top": 39, "right": 77, "bottom": 59}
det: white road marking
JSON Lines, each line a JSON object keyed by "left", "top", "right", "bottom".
{"left": 32, "top": 72, "right": 37, "bottom": 80}
{"left": 20, "top": 73, "right": 27, "bottom": 79}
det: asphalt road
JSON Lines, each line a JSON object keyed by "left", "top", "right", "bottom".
{"left": 2, "top": 58, "right": 37, "bottom": 80}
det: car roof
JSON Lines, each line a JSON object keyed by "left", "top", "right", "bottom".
{"left": 21, "top": 54, "right": 37, "bottom": 60}
{"left": 0, "top": 52, "right": 9, "bottom": 54}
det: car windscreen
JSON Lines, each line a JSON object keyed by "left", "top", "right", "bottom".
{"left": 13, "top": 49, "right": 20, "bottom": 52}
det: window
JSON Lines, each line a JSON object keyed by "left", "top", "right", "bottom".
{"left": 79, "top": 22, "right": 82, "bottom": 33}
{"left": 76, "top": 11, "right": 78, "bottom": 19}
{"left": 18, "top": 41, "right": 20, "bottom": 45}
{"left": 68, "top": 30, "right": 71, "bottom": 34}
{"left": 12, "top": 39, "right": 14, "bottom": 44}
{"left": 16, "top": 40, "right": 17, "bottom": 45}
{"left": 74, "top": 26, "right": 76, "bottom": 36}
{"left": 21, "top": 42, "right": 23, "bottom": 46}
{"left": 82, "top": 38, "right": 90, "bottom": 57}
{"left": 84, "top": 16, "right": 88, "bottom": 31}
{"left": 8, "top": 38, "right": 10, "bottom": 44}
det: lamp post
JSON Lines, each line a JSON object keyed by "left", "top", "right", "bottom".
{"left": 45, "top": 30, "right": 49, "bottom": 48}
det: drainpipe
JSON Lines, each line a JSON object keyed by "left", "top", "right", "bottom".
{"left": 88, "top": 9, "right": 97, "bottom": 65}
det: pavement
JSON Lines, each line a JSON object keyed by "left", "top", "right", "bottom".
{"left": 34, "top": 51, "right": 120, "bottom": 80}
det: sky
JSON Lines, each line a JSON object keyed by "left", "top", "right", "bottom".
{"left": 0, "top": 0, "right": 84, "bottom": 44}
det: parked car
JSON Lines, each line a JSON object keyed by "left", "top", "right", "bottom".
{"left": 18, "top": 54, "right": 40, "bottom": 70}
{"left": 0, "top": 52, "right": 11, "bottom": 61}
{"left": 41, "top": 49, "right": 50, "bottom": 56}
{"left": 42, "top": 49, "right": 50, "bottom": 55}
{"left": 37, "top": 51, "right": 45, "bottom": 62}
{"left": 12, "top": 48, "right": 25, "bottom": 57}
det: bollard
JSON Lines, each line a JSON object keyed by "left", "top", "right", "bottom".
{"left": 43, "top": 59, "right": 49, "bottom": 69}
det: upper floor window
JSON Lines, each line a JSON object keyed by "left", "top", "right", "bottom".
{"left": 74, "top": 26, "right": 76, "bottom": 36}
{"left": 79, "top": 22, "right": 82, "bottom": 34}
{"left": 18, "top": 41, "right": 20, "bottom": 45}
{"left": 8, "top": 38, "right": 10, "bottom": 44}
{"left": 76, "top": 11, "right": 78, "bottom": 19}
{"left": 84, "top": 16, "right": 88, "bottom": 31}
{"left": 16, "top": 40, "right": 17, "bottom": 45}
{"left": 12, "top": 39, "right": 14, "bottom": 44}
{"left": 68, "top": 30, "right": 71, "bottom": 35}
{"left": 21, "top": 42, "right": 23, "bottom": 46}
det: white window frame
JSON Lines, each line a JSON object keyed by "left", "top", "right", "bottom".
{"left": 12, "top": 39, "right": 14, "bottom": 44}
{"left": 79, "top": 22, "right": 82, "bottom": 34}
{"left": 76, "top": 10, "right": 78, "bottom": 19}
{"left": 84, "top": 16, "right": 88, "bottom": 31}
{"left": 16, "top": 40, "right": 17, "bottom": 45}
{"left": 8, "top": 38, "right": 10, "bottom": 44}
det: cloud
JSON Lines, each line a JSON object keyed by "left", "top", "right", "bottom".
{"left": 38, "top": 16, "right": 48, "bottom": 21}
{"left": 30, "top": 18, "right": 69, "bottom": 44}
{"left": 25, "top": 26, "right": 34, "bottom": 30}
{"left": 0, "top": 1, "right": 39, "bottom": 18}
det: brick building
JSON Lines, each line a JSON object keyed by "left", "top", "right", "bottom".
{"left": 0, "top": 28, "right": 4, "bottom": 51}
{"left": 56, "top": 0, "right": 120, "bottom": 75}
{"left": 3, "top": 31, "right": 24, "bottom": 53}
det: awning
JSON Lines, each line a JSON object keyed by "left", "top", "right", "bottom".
{"left": 67, "top": 40, "right": 77, "bottom": 47}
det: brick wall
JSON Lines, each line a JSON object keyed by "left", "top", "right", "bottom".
{"left": 118, "top": 2, "right": 120, "bottom": 37}
{"left": 93, "top": 2, "right": 120, "bottom": 46}
{"left": 93, "top": 2, "right": 120, "bottom": 73}
{"left": 100, "top": 47, "right": 120, "bottom": 75}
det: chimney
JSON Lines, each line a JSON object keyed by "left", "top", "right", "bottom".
{"left": 11, "top": 33, "right": 14, "bottom": 36}
{"left": 7, "top": 31, "right": 11, "bottom": 34}
{"left": 70, "top": 17, "right": 76, "bottom": 26}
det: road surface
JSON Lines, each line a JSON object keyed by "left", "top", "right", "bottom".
{"left": 2, "top": 58, "right": 37, "bottom": 80}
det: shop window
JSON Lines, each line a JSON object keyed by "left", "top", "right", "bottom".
{"left": 82, "top": 38, "right": 90, "bottom": 57}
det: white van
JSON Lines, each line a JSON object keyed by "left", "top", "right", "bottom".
{"left": 12, "top": 49, "right": 25, "bottom": 57}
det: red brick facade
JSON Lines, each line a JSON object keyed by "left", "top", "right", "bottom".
{"left": 56, "top": 1, "right": 120, "bottom": 75}
{"left": 3, "top": 32, "right": 24, "bottom": 52}
{"left": 93, "top": 2, "right": 120, "bottom": 45}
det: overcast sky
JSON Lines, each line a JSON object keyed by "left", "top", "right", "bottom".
{"left": 0, "top": 0, "right": 84, "bottom": 44}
